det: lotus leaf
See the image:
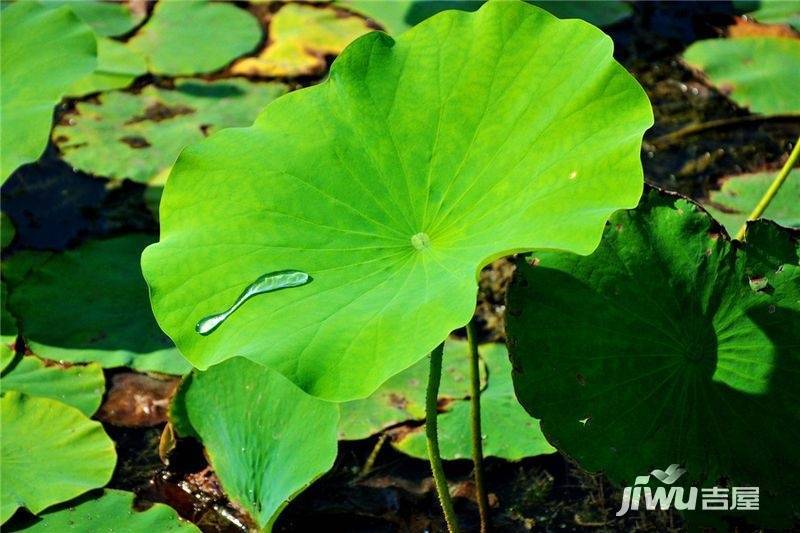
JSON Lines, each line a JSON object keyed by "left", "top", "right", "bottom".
{"left": 143, "top": 0, "right": 652, "bottom": 401}
{"left": 735, "top": 0, "right": 800, "bottom": 31}
{"left": 68, "top": 37, "right": 148, "bottom": 97}
{"left": 126, "top": 0, "right": 261, "bottom": 75}
{"left": 392, "top": 342, "right": 555, "bottom": 460}
{"left": 0, "top": 392, "right": 116, "bottom": 524}
{"left": 683, "top": 36, "right": 800, "bottom": 114}
{"left": 0, "top": 356, "right": 105, "bottom": 416}
{"left": 0, "top": 1, "right": 96, "bottom": 182}
{"left": 1, "top": 213, "right": 15, "bottom": 249}
{"left": 507, "top": 188, "right": 800, "bottom": 524}
{"left": 6, "top": 489, "right": 199, "bottom": 532}
{"left": 47, "top": 0, "right": 147, "bottom": 37}
{"left": 338, "top": 0, "right": 631, "bottom": 34}
{"left": 5, "top": 235, "right": 189, "bottom": 374}
{"left": 1, "top": 283, "right": 17, "bottom": 372}
{"left": 339, "top": 338, "right": 486, "bottom": 440}
{"left": 231, "top": 3, "right": 371, "bottom": 77}
{"left": 704, "top": 170, "right": 800, "bottom": 234}
{"left": 170, "top": 357, "right": 339, "bottom": 531}
{"left": 54, "top": 79, "right": 287, "bottom": 183}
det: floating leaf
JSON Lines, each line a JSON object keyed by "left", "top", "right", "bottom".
{"left": 54, "top": 79, "right": 287, "bottom": 183}
{"left": 231, "top": 3, "right": 371, "bottom": 77}
{"left": 683, "top": 36, "right": 800, "bottom": 114}
{"left": 1, "top": 213, "right": 15, "bottom": 249}
{"left": 338, "top": 0, "right": 631, "bottom": 34}
{"left": 6, "top": 489, "right": 197, "bottom": 532}
{"left": 1, "top": 283, "right": 17, "bottom": 372}
{"left": 5, "top": 235, "right": 189, "bottom": 374}
{"left": 127, "top": 0, "right": 261, "bottom": 75}
{"left": 392, "top": 342, "right": 555, "bottom": 460}
{"left": 735, "top": 0, "right": 800, "bottom": 31}
{"left": 68, "top": 37, "right": 148, "bottom": 97}
{"left": 0, "top": 356, "right": 105, "bottom": 417}
{"left": 143, "top": 1, "right": 652, "bottom": 401}
{"left": 507, "top": 189, "right": 800, "bottom": 525}
{"left": 339, "top": 338, "right": 486, "bottom": 440}
{"left": 171, "top": 357, "right": 339, "bottom": 531}
{"left": 704, "top": 170, "right": 800, "bottom": 235}
{"left": 0, "top": 392, "right": 116, "bottom": 524}
{"left": 0, "top": 2, "right": 96, "bottom": 182}
{"left": 47, "top": 0, "right": 147, "bottom": 37}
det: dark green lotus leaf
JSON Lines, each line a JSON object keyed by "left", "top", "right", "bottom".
{"left": 5, "top": 235, "right": 189, "bottom": 374}
{"left": 68, "top": 37, "right": 148, "bottom": 97}
{"left": 126, "top": 0, "right": 261, "bottom": 75}
{"left": 1, "top": 213, "right": 15, "bottom": 249}
{"left": 392, "top": 342, "right": 555, "bottom": 460}
{"left": 704, "top": 170, "right": 800, "bottom": 235}
{"left": 0, "top": 356, "right": 105, "bottom": 417}
{"left": 0, "top": 392, "right": 116, "bottom": 524}
{"left": 6, "top": 489, "right": 198, "bottom": 532}
{"left": 338, "top": 0, "right": 630, "bottom": 34}
{"left": 54, "top": 79, "right": 287, "bottom": 183}
{"left": 0, "top": 1, "right": 96, "bottom": 182}
{"left": 143, "top": 1, "right": 652, "bottom": 401}
{"left": 339, "top": 338, "right": 486, "bottom": 440}
{"left": 683, "top": 36, "right": 800, "bottom": 114}
{"left": 735, "top": 0, "right": 800, "bottom": 30}
{"left": 507, "top": 188, "right": 800, "bottom": 525}
{"left": 170, "top": 357, "right": 339, "bottom": 530}
{"left": 47, "top": 0, "right": 147, "bottom": 37}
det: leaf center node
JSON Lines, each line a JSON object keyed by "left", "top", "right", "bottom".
{"left": 410, "top": 232, "right": 431, "bottom": 251}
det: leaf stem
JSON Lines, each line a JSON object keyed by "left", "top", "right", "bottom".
{"left": 426, "top": 342, "right": 460, "bottom": 533}
{"left": 735, "top": 135, "right": 800, "bottom": 241}
{"left": 466, "top": 319, "right": 490, "bottom": 533}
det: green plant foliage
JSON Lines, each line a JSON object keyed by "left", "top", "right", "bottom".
{"left": 0, "top": 2, "right": 96, "bottom": 182}
{"left": 392, "top": 342, "right": 555, "bottom": 460}
{"left": 5, "top": 235, "right": 189, "bottom": 375}
{"left": 1, "top": 283, "right": 17, "bottom": 372}
{"left": 507, "top": 189, "right": 800, "bottom": 525}
{"left": 0, "top": 356, "right": 105, "bottom": 417}
{"left": 231, "top": 3, "right": 371, "bottom": 77}
{"left": 683, "top": 36, "right": 800, "bottom": 114}
{"left": 47, "top": 0, "right": 147, "bottom": 37}
{"left": 1, "top": 213, "right": 15, "bottom": 249}
{"left": 0, "top": 392, "right": 116, "bottom": 524}
{"left": 338, "top": 338, "right": 486, "bottom": 440}
{"left": 170, "top": 357, "right": 339, "bottom": 531}
{"left": 735, "top": 0, "right": 800, "bottom": 30}
{"left": 143, "top": 0, "right": 652, "bottom": 401}
{"left": 54, "top": 79, "right": 287, "bottom": 183}
{"left": 704, "top": 170, "right": 800, "bottom": 234}
{"left": 7, "top": 490, "right": 198, "bottom": 532}
{"left": 126, "top": 0, "right": 261, "bottom": 75}
{"left": 338, "top": 0, "right": 630, "bottom": 34}
{"left": 68, "top": 37, "right": 148, "bottom": 97}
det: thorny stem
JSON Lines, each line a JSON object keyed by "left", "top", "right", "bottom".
{"left": 426, "top": 342, "right": 460, "bottom": 533}
{"left": 735, "top": 134, "right": 800, "bottom": 241}
{"left": 466, "top": 319, "right": 490, "bottom": 533}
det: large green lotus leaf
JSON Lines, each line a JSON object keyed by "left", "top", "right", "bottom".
{"left": 338, "top": 1, "right": 630, "bottom": 34}
{"left": 8, "top": 489, "right": 198, "bottom": 532}
{"left": 0, "top": 392, "right": 116, "bottom": 524}
{"left": 171, "top": 357, "right": 339, "bottom": 531}
{"left": 5, "top": 235, "right": 189, "bottom": 375}
{"left": 339, "top": 338, "right": 486, "bottom": 440}
{"left": 392, "top": 342, "right": 555, "bottom": 460}
{"left": 47, "top": 0, "right": 147, "bottom": 37}
{"left": 735, "top": 0, "right": 800, "bottom": 31}
{"left": 0, "top": 356, "right": 105, "bottom": 416}
{"left": 231, "top": 3, "right": 371, "bottom": 77}
{"left": 683, "top": 36, "right": 800, "bottom": 114}
{"left": 68, "top": 37, "right": 148, "bottom": 97}
{"left": 507, "top": 188, "right": 800, "bottom": 524}
{"left": 54, "top": 79, "right": 287, "bottom": 183}
{"left": 704, "top": 170, "right": 800, "bottom": 235}
{"left": 0, "top": 2, "right": 96, "bottom": 182}
{"left": 143, "top": 1, "right": 652, "bottom": 401}
{"left": 126, "top": 0, "right": 261, "bottom": 75}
